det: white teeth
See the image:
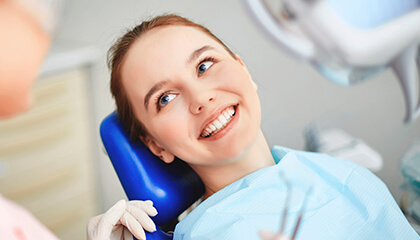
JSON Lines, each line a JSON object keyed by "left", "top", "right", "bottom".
{"left": 200, "top": 106, "right": 236, "bottom": 138}
{"left": 218, "top": 114, "right": 227, "bottom": 125}
{"left": 223, "top": 112, "right": 230, "bottom": 119}
{"left": 214, "top": 120, "right": 223, "bottom": 129}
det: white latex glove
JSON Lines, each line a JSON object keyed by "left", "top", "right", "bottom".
{"left": 87, "top": 199, "right": 158, "bottom": 240}
{"left": 259, "top": 230, "right": 291, "bottom": 240}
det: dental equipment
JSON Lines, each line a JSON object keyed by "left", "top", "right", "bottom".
{"left": 277, "top": 175, "right": 311, "bottom": 240}
{"left": 259, "top": 173, "right": 312, "bottom": 240}
{"left": 304, "top": 125, "right": 383, "bottom": 172}
{"left": 243, "top": 0, "right": 420, "bottom": 123}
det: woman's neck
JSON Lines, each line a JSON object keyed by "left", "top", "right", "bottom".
{"left": 192, "top": 129, "right": 275, "bottom": 199}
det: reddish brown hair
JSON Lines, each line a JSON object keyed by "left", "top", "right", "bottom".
{"left": 108, "top": 14, "right": 236, "bottom": 141}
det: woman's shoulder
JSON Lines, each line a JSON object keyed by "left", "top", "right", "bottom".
{"left": 272, "top": 145, "right": 362, "bottom": 169}
{"left": 271, "top": 145, "right": 383, "bottom": 185}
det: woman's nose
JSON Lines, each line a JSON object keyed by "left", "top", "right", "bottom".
{"left": 189, "top": 93, "right": 215, "bottom": 114}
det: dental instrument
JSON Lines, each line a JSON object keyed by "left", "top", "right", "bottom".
{"left": 261, "top": 174, "right": 312, "bottom": 240}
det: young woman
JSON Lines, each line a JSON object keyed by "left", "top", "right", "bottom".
{"left": 107, "top": 14, "right": 419, "bottom": 240}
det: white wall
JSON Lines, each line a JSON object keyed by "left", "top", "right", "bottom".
{"left": 55, "top": 0, "right": 420, "bottom": 211}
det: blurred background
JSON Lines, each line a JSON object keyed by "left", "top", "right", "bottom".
{"left": 1, "top": 0, "right": 419, "bottom": 239}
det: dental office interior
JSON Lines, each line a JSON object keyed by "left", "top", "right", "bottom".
{"left": 1, "top": 0, "right": 420, "bottom": 239}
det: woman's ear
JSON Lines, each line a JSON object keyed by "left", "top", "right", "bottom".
{"left": 235, "top": 54, "right": 257, "bottom": 90}
{"left": 139, "top": 135, "right": 175, "bottom": 163}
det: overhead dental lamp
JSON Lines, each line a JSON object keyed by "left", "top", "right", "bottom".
{"left": 243, "top": 0, "right": 420, "bottom": 123}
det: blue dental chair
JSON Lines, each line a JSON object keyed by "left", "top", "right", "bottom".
{"left": 100, "top": 112, "right": 205, "bottom": 240}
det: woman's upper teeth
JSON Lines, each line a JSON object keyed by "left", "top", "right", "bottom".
{"left": 201, "top": 106, "right": 235, "bottom": 138}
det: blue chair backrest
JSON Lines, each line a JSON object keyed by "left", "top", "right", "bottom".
{"left": 100, "top": 112, "right": 205, "bottom": 239}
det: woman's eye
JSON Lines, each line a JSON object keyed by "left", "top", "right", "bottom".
{"left": 159, "top": 93, "right": 177, "bottom": 107}
{"left": 198, "top": 61, "right": 213, "bottom": 75}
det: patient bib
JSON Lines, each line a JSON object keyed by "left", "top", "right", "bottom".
{"left": 174, "top": 146, "right": 419, "bottom": 240}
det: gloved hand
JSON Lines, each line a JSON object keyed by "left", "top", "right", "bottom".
{"left": 87, "top": 199, "right": 158, "bottom": 240}
{"left": 259, "top": 230, "right": 291, "bottom": 240}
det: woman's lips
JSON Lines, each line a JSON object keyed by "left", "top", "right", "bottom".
{"left": 199, "top": 105, "right": 238, "bottom": 139}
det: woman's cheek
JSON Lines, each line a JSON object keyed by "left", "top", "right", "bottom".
{"left": 155, "top": 114, "right": 186, "bottom": 142}
{"left": 216, "top": 64, "right": 246, "bottom": 87}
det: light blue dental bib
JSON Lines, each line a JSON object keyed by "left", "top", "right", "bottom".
{"left": 174, "top": 146, "right": 419, "bottom": 240}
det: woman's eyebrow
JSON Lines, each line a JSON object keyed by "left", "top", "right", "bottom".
{"left": 144, "top": 80, "right": 169, "bottom": 110}
{"left": 187, "top": 45, "right": 214, "bottom": 64}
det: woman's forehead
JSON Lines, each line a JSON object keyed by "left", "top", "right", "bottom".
{"left": 131, "top": 25, "right": 224, "bottom": 60}
{"left": 123, "top": 26, "right": 224, "bottom": 80}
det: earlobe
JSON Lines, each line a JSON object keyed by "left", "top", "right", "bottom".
{"left": 139, "top": 135, "right": 175, "bottom": 163}
{"left": 160, "top": 151, "right": 175, "bottom": 163}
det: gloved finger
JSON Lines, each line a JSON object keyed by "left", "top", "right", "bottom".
{"left": 96, "top": 199, "right": 127, "bottom": 238}
{"left": 110, "top": 225, "right": 124, "bottom": 240}
{"left": 258, "top": 230, "right": 290, "bottom": 240}
{"left": 130, "top": 200, "right": 158, "bottom": 217}
{"left": 123, "top": 227, "right": 133, "bottom": 240}
{"left": 126, "top": 203, "right": 157, "bottom": 232}
{"left": 87, "top": 214, "right": 102, "bottom": 235}
{"left": 121, "top": 211, "right": 147, "bottom": 240}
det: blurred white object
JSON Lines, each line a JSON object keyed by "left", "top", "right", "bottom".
{"left": 243, "top": 0, "right": 420, "bottom": 123}
{"left": 305, "top": 126, "right": 383, "bottom": 172}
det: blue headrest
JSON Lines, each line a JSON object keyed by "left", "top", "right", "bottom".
{"left": 100, "top": 112, "right": 205, "bottom": 226}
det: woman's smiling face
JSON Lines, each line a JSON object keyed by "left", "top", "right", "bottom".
{"left": 122, "top": 25, "right": 261, "bottom": 167}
